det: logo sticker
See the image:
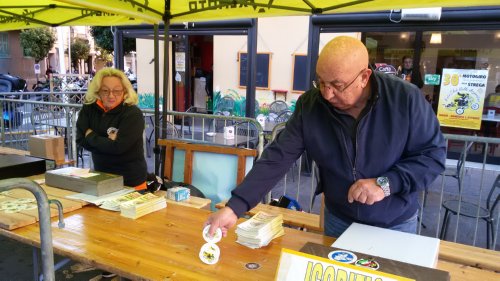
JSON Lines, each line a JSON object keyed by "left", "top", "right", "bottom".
{"left": 355, "top": 258, "right": 380, "bottom": 270}
{"left": 327, "top": 250, "right": 357, "bottom": 264}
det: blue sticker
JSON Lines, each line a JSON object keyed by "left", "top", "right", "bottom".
{"left": 328, "top": 250, "right": 357, "bottom": 264}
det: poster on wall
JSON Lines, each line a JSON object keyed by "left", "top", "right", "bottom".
{"left": 437, "top": 68, "right": 488, "bottom": 130}
{"left": 175, "top": 52, "right": 185, "bottom": 72}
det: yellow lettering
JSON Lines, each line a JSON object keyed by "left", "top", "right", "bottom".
{"left": 312, "top": 263, "right": 324, "bottom": 281}
{"left": 336, "top": 269, "right": 348, "bottom": 281}
{"left": 305, "top": 261, "right": 313, "bottom": 281}
{"left": 324, "top": 266, "right": 335, "bottom": 281}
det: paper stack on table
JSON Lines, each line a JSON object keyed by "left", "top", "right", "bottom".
{"left": 120, "top": 193, "right": 167, "bottom": 219}
{"left": 236, "top": 211, "right": 284, "bottom": 249}
{"left": 99, "top": 191, "right": 143, "bottom": 211}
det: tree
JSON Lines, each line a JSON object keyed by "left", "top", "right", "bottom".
{"left": 95, "top": 47, "right": 113, "bottom": 65}
{"left": 90, "top": 26, "right": 136, "bottom": 54}
{"left": 19, "top": 27, "right": 55, "bottom": 63}
{"left": 71, "top": 38, "right": 90, "bottom": 73}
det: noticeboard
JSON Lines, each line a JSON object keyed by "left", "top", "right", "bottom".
{"left": 292, "top": 54, "right": 307, "bottom": 93}
{"left": 239, "top": 52, "right": 271, "bottom": 89}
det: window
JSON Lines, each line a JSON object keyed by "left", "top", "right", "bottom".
{"left": 0, "top": 32, "right": 9, "bottom": 58}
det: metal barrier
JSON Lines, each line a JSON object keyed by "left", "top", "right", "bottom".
{"left": 268, "top": 126, "right": 500, "bottom": 250}
{"left": 1, "top": 93, "right": 264, "bottom": 168}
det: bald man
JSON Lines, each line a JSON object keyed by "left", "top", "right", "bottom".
{"left": 206, "top": 36, "right": 445, "bottom": 238}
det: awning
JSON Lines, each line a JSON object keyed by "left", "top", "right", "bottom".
{"left": 58, "top": 0, "right": 500, "bottom": 25}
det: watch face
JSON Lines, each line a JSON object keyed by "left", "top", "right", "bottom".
{"left": 377, "top": 177, "right": 388, "bottom": 186}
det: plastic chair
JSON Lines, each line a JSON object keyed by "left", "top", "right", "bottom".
{"left": 440, "top": 174, "right": 500, "bottom": 249}
{"left": 268, "top": 100, "right": 288, "bottom": 115}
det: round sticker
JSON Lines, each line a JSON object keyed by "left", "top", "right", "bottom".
{"left": 328, "top": 250, "right": 357, "bottom": 264}
{"left": 203, "top": 225, "right": 222, "bottom": 244}
{"left": 199, "top": 243, "right": 220, "bottom": 265}
{"left": 355, "top": 258, "right": 380, "bottom": 270}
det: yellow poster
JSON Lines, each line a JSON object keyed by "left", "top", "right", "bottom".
{"left": 437, "top": 68, "right": 489, "bottom": 130}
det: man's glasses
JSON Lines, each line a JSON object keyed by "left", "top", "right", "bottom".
{"left": 313, "top": 69, "right": 365, "bottom": 94}
{"left": 99, "top": 88, "right": 124, "bottom": 97}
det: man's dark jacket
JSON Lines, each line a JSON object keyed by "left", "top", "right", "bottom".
{"left": 76, "top": 102, "right": 147, "bottom": 187}
{"left": 227, "top": 71, "right": 446, "bottom": 228}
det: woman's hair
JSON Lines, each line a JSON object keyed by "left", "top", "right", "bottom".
{"left": 402, "top": 56, "right": 412, "bottom": 63}
{"left": 84, "top": 68, "right": 138, "bottom": 105}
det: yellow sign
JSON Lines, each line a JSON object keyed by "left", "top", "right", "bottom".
{"left": 437, "top": 68, "right": 488, "bottom": 130}
{"left": 275, "top": 248, "right": 414, "bottom": 281}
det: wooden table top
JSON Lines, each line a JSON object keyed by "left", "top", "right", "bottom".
{"left": 1, "top": 203, "right": 499, "bottom": 281}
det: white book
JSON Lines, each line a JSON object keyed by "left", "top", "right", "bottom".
{"left": 332, "top": 223, "right": 440, "bottom": 268}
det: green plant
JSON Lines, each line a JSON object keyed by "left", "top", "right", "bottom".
{"left": 19, "top": 27, "right": 55, "bottom": 63}
{"left": 90, "top": 26, "right": 136, "bottom": 55}
{"left": 71, "top": 38, "right": 90, "bottom": 70}
{"left": 138, "top": 93, "right": 163, "bottom": 109}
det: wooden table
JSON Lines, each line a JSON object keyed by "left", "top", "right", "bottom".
{"left": 1, "top": 204, "right": 498, "bottom": 281}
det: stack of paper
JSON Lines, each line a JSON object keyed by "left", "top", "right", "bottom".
{"left": 235, "top": 211, "right": 284, "bottom": 249}
{"left": 45, "top": 167, "right": 124, "bottom": 196}
{"left": 99, "top": 191, "right": 143, "bottom": 211}
{"left": 120, "top": 193, "right": 167, "bottom": 219}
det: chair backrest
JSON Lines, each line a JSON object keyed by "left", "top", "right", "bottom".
{"left": 235, "top": 121, "right": 258, "bottom": 138}
{"left": 454, "top": 141, "right": 474, "bottom": 191}
{"left": 269, "top": 100, "right": 288, "bottom": 115}
{"left": 275, "top": 110, "right": 293, "bottom": 123}
{"left": 487, "top": 174, "right": 500, "bottom": 212}
{"left": 235, "top": 121, "right": 259, "bottom": 148}
{"left": 215, "top": 96, "right": 235, "bottom": 115}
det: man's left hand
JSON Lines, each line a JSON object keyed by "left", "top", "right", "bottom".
{"left": 347, "top": 178, "right": 385, "bottom": 205}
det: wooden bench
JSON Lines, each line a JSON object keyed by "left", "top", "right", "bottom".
{"left": 216, "top": 200, "right": 323, "bottom": 232}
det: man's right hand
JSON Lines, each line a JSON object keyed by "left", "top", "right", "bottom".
{"left": 204, "top": 207, "right": 238, "bottom": 238}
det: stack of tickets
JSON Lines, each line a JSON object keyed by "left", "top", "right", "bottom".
{"left": 100, "top": 191, "right": 143, "bottom": 211}
{"left": 235, "top": 211, "right": 284, "bottom": 249}
{"left": 120, "top": 193, "right": 167, "bottom": 219}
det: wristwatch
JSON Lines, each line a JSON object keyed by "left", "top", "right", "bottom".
{"left": 376, "top": 177, "right": 391, "bottom": 197}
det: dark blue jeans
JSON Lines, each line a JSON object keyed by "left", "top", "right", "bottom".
{"left": 324, "top": 206, "right": 418, "bottom": 238}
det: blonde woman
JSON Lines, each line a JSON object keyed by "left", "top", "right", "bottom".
{"left": 76, "top": 68, "right": 147, "bottom": 191}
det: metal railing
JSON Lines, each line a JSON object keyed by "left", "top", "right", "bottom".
{"left": 1, "top": 92, "right": 265, "bottom": 170}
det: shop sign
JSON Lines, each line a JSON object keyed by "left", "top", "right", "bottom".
{"left": 424, "top": 74, "right": 441, "bottom": 85}
{"left": 275, "top": 248, "right": 413, "bottom": 281}
{"left": 375, "top": 63, "right": 397, "bottom": 75}
{"left": 437, "top": 68, "right": 488, "bottom": 130}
